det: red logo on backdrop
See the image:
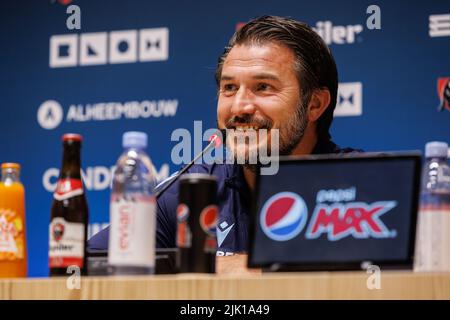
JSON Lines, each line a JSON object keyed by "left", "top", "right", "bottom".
{"left": 437, "top": 77, "right": 450, "bottom": 111}
{"left": 200, "top": 205, "right": 218, "bottom": 237}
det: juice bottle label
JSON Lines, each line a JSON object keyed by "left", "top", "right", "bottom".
{"left": 49, "top": 217, "right": 85, "bottom": 268}
{"left": 0, "top": 209, "right": 25, "bottom": 261}
{"left": 108, "top": 194, "right": 156, "bottom": 267}
{"left": 53, "top": 178, "right": 84, "bottom": 201}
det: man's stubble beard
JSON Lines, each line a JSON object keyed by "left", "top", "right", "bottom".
{"left": 219, "top": 101, "right": 308, "bottom": 171}
{"left": 278, "top": 100, "right": 308, "bottom": 156}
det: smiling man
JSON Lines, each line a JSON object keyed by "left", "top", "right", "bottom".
{"left": 88, "top": 15, "right": 358, "bottom": 273}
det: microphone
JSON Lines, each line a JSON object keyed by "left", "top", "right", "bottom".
{"left": 155, "top": 133, "right": 223, "bottom": 199}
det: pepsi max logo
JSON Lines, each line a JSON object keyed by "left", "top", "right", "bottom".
{"left": 306, "top": 201, "right": 397, "bottom": 241}
{"left": 260, "top": 192, "right": 308, "bottom": 241}
{"left": 176, "top": 204, "right": 189, "bottom": 222}
{"left": 200, "top": 205, "right": 218, "bottom": 237}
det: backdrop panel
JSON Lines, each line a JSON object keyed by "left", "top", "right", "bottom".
{"left": 0, "top": 0, "right": 449, "bottom": 276}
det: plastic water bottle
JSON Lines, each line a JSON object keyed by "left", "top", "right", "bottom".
{"left": 414, "top": 141, "right": 450, "bottom": 272}
{"left": 108, "top": 132, "right": 158, "bottom": 275}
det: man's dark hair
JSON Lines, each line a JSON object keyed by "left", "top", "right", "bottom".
{"left": 215, "top": 15, "right": 338, "bottom": 141}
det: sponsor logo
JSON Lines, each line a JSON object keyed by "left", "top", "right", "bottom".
{"left": 43, "top": 164, "right": 170, "bottom": 192}
{"left": 429, "top": 14, "right": 450, "bottom": 38}
{"left": 259, "top": 188, "right": 397, "bottom": 242}
{"left": 177, "top": 204, "right": 189, "bottom": 222}
{"left": 217, "top": 221, "right": 235, "bottom": 247}
{"left": 305, "top": 201, "right": 397, "bottom": 241}
{"left": 53, "top": 178, "right": 84, "bottom": 201}
{"left": 437, "top": 77, "right": 450, "bottom": 111}
{"left": 37, "top": 100, "right": 64, "bottom": 130}
{"left": 52, "top": 222, "right": 65, "bottom": 242}
{"left": 334, "top": 82, "right": 363, "bottom": 117}
{"left": 176, "top": 204, "right": 191, "bottom": 248}
{"left": 117, "top": 203, "right": 131, "bottom": 250}
{"left": 200, "top": 205, "right": 218, "bottom": 252}
{"left": 236, "top": 20, "right": 364, "bottom": 45}
{"left": 49, "top": 217, "right": 85, "bottom": 268}
{"left": 312, "top": 21, "right": 364, "bottom": 45}
{"left": 200, "top": 205, "right": 218, "bottom": 237}
{"left": 260, "top": 192, "right": 308, "bottom": 241}
{"left": 37, "top": 99, "right": 178, "bottom": 129}
{"left": 50, "top": 28, "right": 169, "bottom": 68}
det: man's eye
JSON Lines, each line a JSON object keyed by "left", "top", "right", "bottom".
{"left": 256, "top": 83, "right": 271, "bottom": 91}
{"left": 223, "top": 84, "right": 237, "bottom": 91}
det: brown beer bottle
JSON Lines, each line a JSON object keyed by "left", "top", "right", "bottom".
{"left": 49, "top": 134, "right": 89, "bottom": 276}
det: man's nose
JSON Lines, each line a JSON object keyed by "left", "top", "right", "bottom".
{"left": 230, "top": 87, "right": 256, "bottom": 117}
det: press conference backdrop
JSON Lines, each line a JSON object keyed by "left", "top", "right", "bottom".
{"left": 0, "top": 0, "right": 449, "bottom": 277}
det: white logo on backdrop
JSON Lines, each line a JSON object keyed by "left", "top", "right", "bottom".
{"left": 312, "top": 21, "right": 364, "bottom": 45}
{"left": 334, "top": 82, "right": 363, "bottom": 117}
{"left": 37, "top": 100, "right": 64, "bottom": 129}
{"left": 50, "top": 27, "right": 169, "bottom": 68}
{"left": 429, "top": 14, "right": 450, "bottom": 38}
{"left": 79, "top": 32, "right": 107, "bottom": 66}
{"left": 42, "top": 164, "right": 170, "bottom": 192}
{"left": 36, "top": 99, "right": 178, "bottom": 129}
{"left": 109, "top": 30, "right": 138, "bottom": 64}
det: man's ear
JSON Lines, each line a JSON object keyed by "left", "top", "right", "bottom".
{"left": 307, "top": 88, "right": 331, "bottom": 122}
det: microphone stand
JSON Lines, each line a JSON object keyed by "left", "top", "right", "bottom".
{"left": 155, "top": 135, "right": 219, "bottom": 199}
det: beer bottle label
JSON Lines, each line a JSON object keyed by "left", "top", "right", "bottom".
{"left": 0, "top": 209, "right": 25, "bottom": 260}
{"left": 53, "top": 178, "right": 84, "bottom": 201}
{"left": 49, "top": 217, "right": 85, "bottom": 268}
{"left": 108, "top": 194, "right": 156, "bottom": 267}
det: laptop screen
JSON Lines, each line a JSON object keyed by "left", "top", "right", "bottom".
{"left": 248, "top": 153, "right": 421, "bottom": 271}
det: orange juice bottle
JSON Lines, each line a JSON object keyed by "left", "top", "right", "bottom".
{"left": 0, "top": 163, "right": 27, "bottom": 277}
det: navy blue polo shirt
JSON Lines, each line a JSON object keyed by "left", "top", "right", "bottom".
{"left": 87, "top": 139, "right": 359, "bottom": 254}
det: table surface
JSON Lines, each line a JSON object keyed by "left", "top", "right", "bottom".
{"left": 1, "top": 271, "right": 449, "bottom": 299}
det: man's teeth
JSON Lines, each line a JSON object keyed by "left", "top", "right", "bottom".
{"left": 235, "top": 125, "right": 259, "bottom": 130}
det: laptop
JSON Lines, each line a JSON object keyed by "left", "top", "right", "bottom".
{"left": 248, "top": 152, "right": 422, "bottom": 271}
